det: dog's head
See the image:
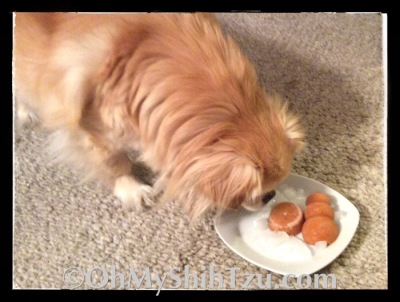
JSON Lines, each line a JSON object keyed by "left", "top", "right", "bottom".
{"left": 162, "top": 93, "right": 304, "bottom": 220}
{"left": 138, "top": 13, "right": 305, "bottom": 219}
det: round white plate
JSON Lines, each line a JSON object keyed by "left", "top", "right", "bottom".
{"left": 214, "top": 173, "right": 360, "bottom": 276}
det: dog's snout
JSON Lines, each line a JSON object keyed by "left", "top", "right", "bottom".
{"left": 262, "top": 190, "right": 276, "bottom": 204}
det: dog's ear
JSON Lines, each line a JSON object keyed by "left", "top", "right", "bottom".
{"left": 269, "top": 94, "right": 305, "bottom": 152}
{"left": 191, "top": 152, "right": 261, "bottom": 216}
{"left": 283, "top": 112, "right": 305, "bottom": 153}
{"left": 162, "top": 146, "right": 261, "bottom": 220}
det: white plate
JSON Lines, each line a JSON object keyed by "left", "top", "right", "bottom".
{"left": 214, "top": 173, "right": 360, "bottom": 276}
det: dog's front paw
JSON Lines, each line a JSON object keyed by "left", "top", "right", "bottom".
{"left": 113, "top": 175, "right": 155, "bottom": 211}
{"left": 16, "top": 102, "right": 37, "bottom": 127}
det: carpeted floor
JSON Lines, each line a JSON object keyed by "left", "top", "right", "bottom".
{"left": 13, "top": 13, "right": 386, "bottom": 289}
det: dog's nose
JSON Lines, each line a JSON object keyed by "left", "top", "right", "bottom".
{"left": 262, "top": 190, "right": 276, "bottom": 204}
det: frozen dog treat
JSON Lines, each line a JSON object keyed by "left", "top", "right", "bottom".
{"left": 305, "top": 192, "right": 331, "bottom": 206}
{"left": 304, "top": 201, "right": 335, "bottom": 220}
{"left": 268, "top": 202, "right": 304, "bottom": 236}
{"left": 302, "top": 216, "right": 339, "bottom": 245}
{"left": 303, "top": 192, "right": 339, "bottom": 245}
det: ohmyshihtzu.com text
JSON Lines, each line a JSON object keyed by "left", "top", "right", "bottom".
{"left": 63, "top": 265, "right": 336, "bottom": 292}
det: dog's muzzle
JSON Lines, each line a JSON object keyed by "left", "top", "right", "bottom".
{"left": 262, "top": 190, "right": 276, "bottom": 204}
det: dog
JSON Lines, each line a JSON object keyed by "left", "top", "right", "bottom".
{"left": 14, "top": 13, "right": 304, "bottom": 219}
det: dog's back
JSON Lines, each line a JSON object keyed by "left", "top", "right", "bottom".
{"left": 14, "top": 13, "right": 243, "bottom": 127}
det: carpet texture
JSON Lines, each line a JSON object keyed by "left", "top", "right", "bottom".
{"left": 13, "top": 13, "right": 386, "bottom": 289}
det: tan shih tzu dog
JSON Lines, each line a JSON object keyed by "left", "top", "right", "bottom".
{"left": 14, "top": 13, "right": 304, "bottom": 219}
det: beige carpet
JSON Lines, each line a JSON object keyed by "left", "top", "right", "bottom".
{"left": 13, "top": 13, "right": 386, "bottom": 289}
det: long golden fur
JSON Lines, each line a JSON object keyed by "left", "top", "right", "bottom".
{"left": 14, "top": 13, "right": 304, "bottom": 219}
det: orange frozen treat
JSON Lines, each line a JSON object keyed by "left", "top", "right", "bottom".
{"left": 304, "top": 201, "right": 335, "bottom": 220}
{"left": 268, "top": 202, "right": 304, "bottom": 236}
{"left": 305, "top": 192, "right": 331, "bottom": 206}
{"left": 302, "top": 216, "right": 339, "bottom": 245}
